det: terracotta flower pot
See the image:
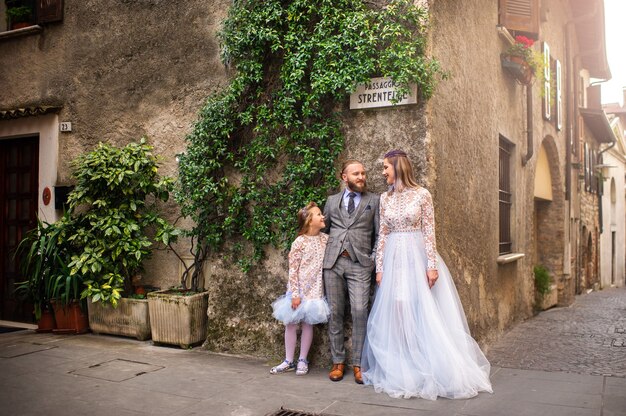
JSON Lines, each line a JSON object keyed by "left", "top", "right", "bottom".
{"left": 11, "top": 22, "right": 32, "bottom": 30}
{"left": 52, "top": 301, "right": 89, "bottom": 334}
{"left": 36, "top": 309, "right": 56, "bottom": 333}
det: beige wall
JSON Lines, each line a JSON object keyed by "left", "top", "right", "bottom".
{"left": 535, "top": 143, "right": 553, "bottom": 201}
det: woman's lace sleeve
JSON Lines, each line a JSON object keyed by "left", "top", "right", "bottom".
{"left": 421, "top": 189, "right": 438, "bottom": 270}
{"left": 375, "top": 195, "right": 389, "bottom": 273}
{"left": 288, "top": 237, "right": 304, "bottom": 298}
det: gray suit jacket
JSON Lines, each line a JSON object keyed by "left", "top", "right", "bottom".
{"left": 322, "top": 190, "right": 380, "bottom": 269}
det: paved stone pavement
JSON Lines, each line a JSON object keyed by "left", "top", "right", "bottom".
{"left": 0, "top": 287, "right": 625, "bottom": 416}
{"left": 487, "top": 286, "right": 626, "bottom": 377}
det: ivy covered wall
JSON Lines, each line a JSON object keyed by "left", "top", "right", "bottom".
{"left": 179, "top": 0, "right": 444, "bottom": 364}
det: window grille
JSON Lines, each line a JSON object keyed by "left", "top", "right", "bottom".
{"left": 499, "top": 136, "right": 514, "bottom": 254}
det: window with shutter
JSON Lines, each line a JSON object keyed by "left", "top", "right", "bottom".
{"left": 590, "top": 149, "right": 597, "bottom": 194}
{"left": 499, "top": 0, "right": 540, "bottom": 38}
{"left": 555, "top": 60, "right": 562, "bottom": 130}
{"left": 36, "top": 0, "right": 63, "bottom": 24}
{"left": 543, "top": 42, "right": 551, "bottom": 121}
{"left": 584, "top": 142, "right": 590, "bottom": 192}
{"left": 2, "top": 0, "right": 62, "bottom": 33}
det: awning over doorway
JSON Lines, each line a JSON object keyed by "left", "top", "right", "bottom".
{"left": 0, "top": 106, "right": 62, "bottom": 120}
{"left": 579, "top": 108, "right": 616, "bottom": 144}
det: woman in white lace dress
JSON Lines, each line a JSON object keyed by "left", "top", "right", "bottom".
{"left": 361, "top": 150, "right": 493, "bottom": 400}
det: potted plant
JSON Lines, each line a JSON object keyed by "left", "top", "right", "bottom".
{"left": 15, "top": 213, "right": 89, "bottom": 334}
{"left": 533, "top": 265, "right": 557, "bottom": 311}
{"left": 6, "top": 5, "right": 33, "bottom": 30}
{"left": 14, "top": 218, "right": 65, "bottom": 332}
{"left": 501, "top": 35, "right": 543, "bottom": 85}
{"left": 64, "top": 138, "right": 179, "bottom": 340}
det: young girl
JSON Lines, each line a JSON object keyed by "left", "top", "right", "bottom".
{"left": 270, "top": 201, "right": 330, "bottom": 376}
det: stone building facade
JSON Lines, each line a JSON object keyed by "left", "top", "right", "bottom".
{"left": 601, "top": 95, "right": 626, "bottom": 288}
{"left": 427, "top": 0, "right": 611, "bottom": 342}
{"left": 0, "top": 0, "right": 614, "bottom": 362}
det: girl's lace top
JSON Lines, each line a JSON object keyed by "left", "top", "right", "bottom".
{"left": 288, "top": 233, "right": 329, "bottom": 300}
{"left": 375, "top": 187, "right": 438, "bottom": 272}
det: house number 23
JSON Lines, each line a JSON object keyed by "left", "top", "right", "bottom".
{"left": 59, "top": 122, "right": 72, "bottom": 132}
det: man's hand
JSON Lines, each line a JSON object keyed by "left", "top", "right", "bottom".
{"left": 375, "top": 272, "right": 383, "bottom": 286}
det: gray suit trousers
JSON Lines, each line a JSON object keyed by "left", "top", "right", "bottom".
{"left": 324, "top": 256, "right": 371, "bottom": 366}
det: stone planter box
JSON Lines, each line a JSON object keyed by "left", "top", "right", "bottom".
{"left": 535, "top": 284, "right": 558, "bottom": 311}
{"left": 87, "top": 297, "right": 151, "bottom": 341}
{"left": 147, "top": 290, "right": 209, "bottom": 348}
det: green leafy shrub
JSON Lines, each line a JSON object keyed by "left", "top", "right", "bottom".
{"left": 533, "top": 265, "right": 552, "bottom": 295}
{"left": 66, "top": 139, "right": 180, "bottom": 307}
{"left": 176, "top": 0, "right": 445, "bottom": 272}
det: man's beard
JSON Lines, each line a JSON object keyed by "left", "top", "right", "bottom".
{"left": 347, "top": 178, "right": 367, "bottom": 193}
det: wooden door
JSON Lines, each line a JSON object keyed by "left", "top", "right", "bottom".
{"left": 0, "top": 136, "right": 39, "bottom": 322}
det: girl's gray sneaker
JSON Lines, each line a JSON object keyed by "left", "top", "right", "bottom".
{"left": 296, "top": 358, "right": 309, "bottom": 376}
{"left": 270, "top": 360, "right": 295, "bottom": 374}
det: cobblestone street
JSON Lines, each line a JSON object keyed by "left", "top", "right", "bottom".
{"left": 487, "top": 286, "right": 626, "bottom": 377}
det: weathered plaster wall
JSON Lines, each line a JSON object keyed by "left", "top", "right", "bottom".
{"left": 429, "top": 0, "right": 522, "bottom": 346}
{"left": 428, "top": 0, "right": 573, "bottom": 345}
{"left": 0, "top": 0, "right": 232, "bottom": 289}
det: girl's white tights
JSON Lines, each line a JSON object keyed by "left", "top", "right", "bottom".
{"left": 284, "top": 323, "right": 313, "bottom": 362}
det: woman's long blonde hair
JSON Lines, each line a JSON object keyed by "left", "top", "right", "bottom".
{"left": 384, "top": 149, "right": 419, "bottom": 194}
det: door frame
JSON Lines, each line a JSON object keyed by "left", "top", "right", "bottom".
{"left": 0, "top": 113, "right": 60, "bottom": 323}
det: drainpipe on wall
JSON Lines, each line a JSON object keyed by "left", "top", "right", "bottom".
{"left": 565, "top": 27, "right": 572, "bottom": 201}
{"left": 522, "top": 85, "right": 533, "bottom": 166}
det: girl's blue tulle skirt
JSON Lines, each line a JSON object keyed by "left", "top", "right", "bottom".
{"left": 272, "top": 294, "right": 330, "bottom": 325}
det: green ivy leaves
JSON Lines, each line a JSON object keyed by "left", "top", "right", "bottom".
{"left": 176, "top": 0, "right": 444, "bottom": 268}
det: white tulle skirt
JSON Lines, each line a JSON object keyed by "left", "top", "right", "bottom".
{"left": 361, "top": 231, "right": 493, "bottom": 400}
{"left": 272, "top": 294, "right": 330, "bottom": 325}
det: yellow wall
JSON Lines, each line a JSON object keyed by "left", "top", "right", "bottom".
{"left": 534, "top": 143, "right": 553, "bottom": 201}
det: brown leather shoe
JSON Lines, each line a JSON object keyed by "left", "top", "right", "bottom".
{"left": 353, "top": 366, "right": 363, "bottom": 384}
{"left": 329, "top": 363, "right": 345, "bottom": 381}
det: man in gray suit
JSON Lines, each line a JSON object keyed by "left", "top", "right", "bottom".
{"left": 323, "top": 160, "right": 379, "bottom": 384}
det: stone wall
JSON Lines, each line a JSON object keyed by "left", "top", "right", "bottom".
{"left": 579, "top": 190, "right": 600, "bottom": 289}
